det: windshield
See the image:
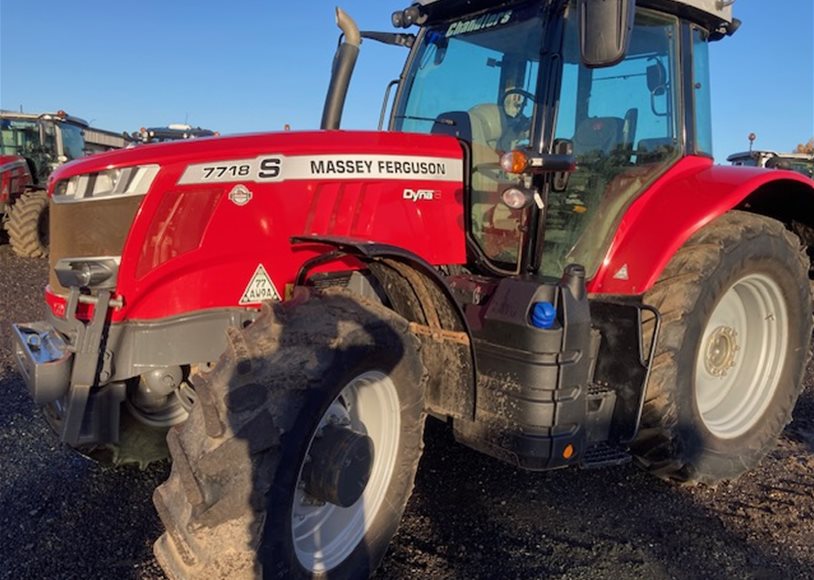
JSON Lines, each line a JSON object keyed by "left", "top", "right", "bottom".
{"left": 0, "top": 118, "right": 56, "bottom": 181}
{"left": 394, "top": 4, "right": 545, "bottom": 271}
{"left": 0, "top": 118, "right": 41, "bottom": 157}
{"left": 59, "top": 122, "right": 86, "bottom": 160}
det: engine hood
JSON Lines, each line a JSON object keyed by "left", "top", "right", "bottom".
{"left": 48, "top": 130, "right": 463, "bottom": 188}
{"left": 0, "top": 154, "right": 26, "bottom": 168}
{"left": 47, "top": 128, "right": 468, "bottom": 321}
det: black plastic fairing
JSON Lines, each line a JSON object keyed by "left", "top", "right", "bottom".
{"left": 452, "top": 269, "right": 655, "bottom": 471}
{"left": 453, "top": 268, "right": 596, "bottom": 470}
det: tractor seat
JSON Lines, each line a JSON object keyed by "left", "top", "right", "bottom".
{"left": 467, "top": 103, "right": 513, "bottom": 252}
{"left": 468, "top": 103, "right": 504, "bottom": 152}
{"left": 573, "top": 117, "right": 624, "bottom": 157}
{"left": 468, "top": 103, "right": 506, "bottom": 195}
{"left": 635, "top": 137, "right": 676, "bottom": 164}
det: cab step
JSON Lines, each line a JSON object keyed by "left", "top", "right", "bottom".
{"left": 580, "top": 443, "right": 632, "bottom": 469}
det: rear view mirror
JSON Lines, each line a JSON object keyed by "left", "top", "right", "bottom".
{"left": 646, "top": 60, "right": 666, "bottom": 95}
{"left": 646, "top": 59, "right": 669, "bottom": 117}
{"left": 578, "top": 0, "right": 635, "bottom": 68}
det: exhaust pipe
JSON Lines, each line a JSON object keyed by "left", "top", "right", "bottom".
{"left": 321, "top": 7, "right": 361, "bottom": 130}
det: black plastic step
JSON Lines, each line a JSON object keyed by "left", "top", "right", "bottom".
{"left": 587, "top": 383, "right": 614, "bottom": 397}
{"left": 580, "top": 443, "right": 632, "bottom": 469}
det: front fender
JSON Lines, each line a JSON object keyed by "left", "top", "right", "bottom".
{"left": 292, "top": 235, "right": 477, "bottom": 420}
{"left": 588, "top": 156, "right": 814, "bottom": 295}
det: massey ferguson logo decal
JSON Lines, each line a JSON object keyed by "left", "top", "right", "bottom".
{"left": 228, "top": 184, "right": 253, "bottom": 206}
{"left": 403, "top": 188, "right": 441, "bottom": 202}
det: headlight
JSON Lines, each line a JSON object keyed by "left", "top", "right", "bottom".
{"left": 54, "top": 257, "right": 120, "bottom": 289}
{"left": 501, "top": 186, "right": 534, "bottom": 209}
{"left": 53, "top": 164, "right": 159, "bottom": 203}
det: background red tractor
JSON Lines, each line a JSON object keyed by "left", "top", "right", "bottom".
{"left": 12, "top": 0, "right": 814, "bottom": 577}
{"left": 0, "top": 110, "right": 129, "bottom": 257}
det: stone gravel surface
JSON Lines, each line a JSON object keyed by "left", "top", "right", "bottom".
{"left": 1, "top": 244, "right": 812, "bottom": 579}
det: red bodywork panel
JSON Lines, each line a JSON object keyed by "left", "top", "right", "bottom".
{"left": 47, "top": 131, "right": 467, "bottom": 321}
{"left": 0, "top": 154, "right": 33, "bottom": 205}
{"left": 588, "top": 156, "right": 814, "bottom": 295}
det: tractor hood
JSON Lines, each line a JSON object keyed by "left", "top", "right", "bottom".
{"left": 47, "top": 129, "right": 467, "bottom": 321}
{"left": 0, "top": 154, "right": 25, "bottom": 167}
{"left": 49, "top": 130, "right": 464, "bottom": 187}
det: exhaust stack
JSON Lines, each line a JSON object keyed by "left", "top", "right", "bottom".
{"left": 321, "top": 7, "right": 361, "bottom": 130}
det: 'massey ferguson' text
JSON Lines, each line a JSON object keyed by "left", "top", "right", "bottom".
{"left": 310, "top": 159, "right": 447, "bottom": 176}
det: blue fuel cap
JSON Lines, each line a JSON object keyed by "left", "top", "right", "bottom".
{"left": 530, "top": 301, "right": 556, "bottom": 329}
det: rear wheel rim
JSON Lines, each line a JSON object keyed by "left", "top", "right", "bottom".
{"left": 292, "top": 370, "right": 401, "bottom": 573}
{"left": 694, "top": 273, "right": 789, "bottom": 439}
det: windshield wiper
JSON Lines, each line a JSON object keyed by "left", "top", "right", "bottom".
{"left": 393, "top": 115, "right": 455, "bottom": 126}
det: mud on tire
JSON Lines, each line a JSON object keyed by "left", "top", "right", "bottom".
{"left": 632, "top": 211, "right": 811, "bottom": 484}
{"left": 153, "top": 289, "right": 426, "bottom": 579}
{"left": 6, "top": 189, "right": 49, "bottom": 258}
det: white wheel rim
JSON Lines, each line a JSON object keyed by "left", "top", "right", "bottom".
{"left": 694, "top": 273, "right": 789, "bottom": 439}
{"left": 292, "top": 370, "right": 401, "bottom": 572}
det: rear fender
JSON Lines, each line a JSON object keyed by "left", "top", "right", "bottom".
{"left": 292, "top": 235, "right": 476, "bottom": 420}
{"left": 0, "top": 156, "right": 34, "bottom": 205}
{"left": 589, "top": 157, "right": 814, "bottom": 295}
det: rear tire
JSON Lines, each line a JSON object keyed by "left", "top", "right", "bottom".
{"left": 633, "top": 211, "right": 811, "bottom": 484}
{"left": 153, "top": 289, "right": 426, "bottom": 579}
{"left": 6, "top": 189, "right": 49, "bottom": 258}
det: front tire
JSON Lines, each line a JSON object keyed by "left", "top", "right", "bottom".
{"left": 633, "top": 211, "right": 811, "bottom": 484}
{"left": 6, "top": 189, "right": 49, "bottom": 258}
{"left": 153, "top": 290, "right": 426, "bottom": 579}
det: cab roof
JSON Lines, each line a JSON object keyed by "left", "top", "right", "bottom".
{"left": 414, "top": 0, "right": 734, "bottom": 30}
{"left": 0, "top": 110, "right": 89, "bottom": 127}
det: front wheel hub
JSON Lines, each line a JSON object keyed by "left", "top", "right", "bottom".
{"left": 301, "top": 424, "right": 374, "bottom": 508}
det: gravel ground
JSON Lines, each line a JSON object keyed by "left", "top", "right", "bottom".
{"left": 1, "top": 243, "right": 813, "bottom": 579}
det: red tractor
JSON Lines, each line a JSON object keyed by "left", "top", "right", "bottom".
{"left": 0, "top": 154, "right": 35, "bottom": 235}
{"left": 12, "top": 0, "right": 814, "bottom": 577}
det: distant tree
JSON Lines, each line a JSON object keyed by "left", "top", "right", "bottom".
{"left": 794, "top": 139, "right": 814, "bottom": 155}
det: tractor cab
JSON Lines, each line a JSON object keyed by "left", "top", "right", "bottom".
{"left": 0, "top": 111, "right": 89, "bottom": 184}
{"left": 386, "top": 0, "right": 734, "bottom": 278}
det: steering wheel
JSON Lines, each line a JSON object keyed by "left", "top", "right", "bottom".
{"left": 502, "top": 88, "right": 535, "bottom": 118}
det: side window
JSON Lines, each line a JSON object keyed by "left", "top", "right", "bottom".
{"left": 543, "top": 9, "right": 681, "bottom": 278}
{"left": 692, "top": 27, "right": 713, "bottom": 156}
{"left": 556, "top": 12, "right": 679, "bottom": 165}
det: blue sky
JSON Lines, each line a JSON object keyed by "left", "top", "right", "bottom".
{"left": 1, "top": 0, "right": 811, "bottom": 160}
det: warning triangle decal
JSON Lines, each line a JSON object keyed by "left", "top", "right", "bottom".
{"left": 239, "top": 264, "right": 281, "bottom": 304}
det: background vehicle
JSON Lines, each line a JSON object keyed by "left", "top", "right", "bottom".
{"left": 12, "top": 0, "right": 814, "bottom": 578}
{"left": 0, "top": 110, "right": 129, "bottom": 257}
{"left": 132, "top": 123, "right": 217, "bottom": 144}
{"left": 728, "top": 150, "right": 814, "bottom": 179}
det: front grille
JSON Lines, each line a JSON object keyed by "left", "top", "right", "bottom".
{"left": 48, "top": 195, "right": 144, "bottom": 294}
